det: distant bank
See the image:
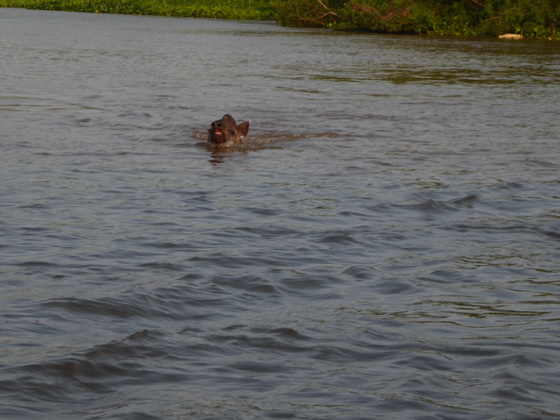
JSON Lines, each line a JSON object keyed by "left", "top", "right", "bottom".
{"left": 0, "top": 0, "right": 275, "bottom": 20}
{"left": 1, "top": 0, "right": 558, "bottom": 40}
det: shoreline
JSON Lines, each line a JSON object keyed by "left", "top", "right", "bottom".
{"left": 0, "top": 0, "right": 275, "bottom": 20}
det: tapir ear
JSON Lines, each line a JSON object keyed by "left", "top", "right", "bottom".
{"left": 237, "top": 121, "right": 250, "bottom": 138}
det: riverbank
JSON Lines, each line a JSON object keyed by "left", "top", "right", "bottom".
{"left": 274, "top": 0, "right": 560, "bottom": 40}
{"left": 0, "top": 0, "right": 275, "bottom": 20}
{"left": 1, "top": 0, "right": 558, "bottom": 39}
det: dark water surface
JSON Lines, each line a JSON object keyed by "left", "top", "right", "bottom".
{"left": 2, "top": 8, "right": 560, "bottom": 419}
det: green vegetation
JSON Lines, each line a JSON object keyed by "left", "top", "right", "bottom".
{"left": 0, "top": 0, "right": 275, "bottom": 19}
{"left": 1, "top": 0, "right": 558, "bottom": 39}
{"left": 274, "top": 0, "right": 560, "bottom": 39}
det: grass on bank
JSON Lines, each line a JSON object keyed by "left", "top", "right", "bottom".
{"left": 0, "top": 0, "right": 275, "bottom": 19}
{"left": 1, "top": 0, "right": 558, "bottom": 39}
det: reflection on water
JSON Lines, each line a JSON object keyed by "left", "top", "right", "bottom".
{"left": 1, "top": 7, "right": 560, "bottom": 420}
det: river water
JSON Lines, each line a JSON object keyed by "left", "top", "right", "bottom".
{"left": 1, "top": 7, "right": 560, "bottom": 419}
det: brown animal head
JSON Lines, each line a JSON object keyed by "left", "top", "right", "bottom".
{"left": 208, "top": 114, "right": 250, "bottom": 146}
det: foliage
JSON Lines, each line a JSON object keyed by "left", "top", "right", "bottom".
{"left": 273, "top": 0, "right": 560, "bottom": 39}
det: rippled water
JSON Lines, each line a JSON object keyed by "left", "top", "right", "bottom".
{"left": 1, "top": 8, "right": 560, "bottom": 419}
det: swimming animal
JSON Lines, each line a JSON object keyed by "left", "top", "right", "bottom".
{"left": 207, "top": 114, "right": 250, "bottom": 146}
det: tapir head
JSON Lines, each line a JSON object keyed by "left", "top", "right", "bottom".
{"left": 208, "top": 114, "right": 250, "bottom": 146}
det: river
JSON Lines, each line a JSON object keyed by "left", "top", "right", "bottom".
{"left": 1, "top": 7, "right": 559, "bottom": 419}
